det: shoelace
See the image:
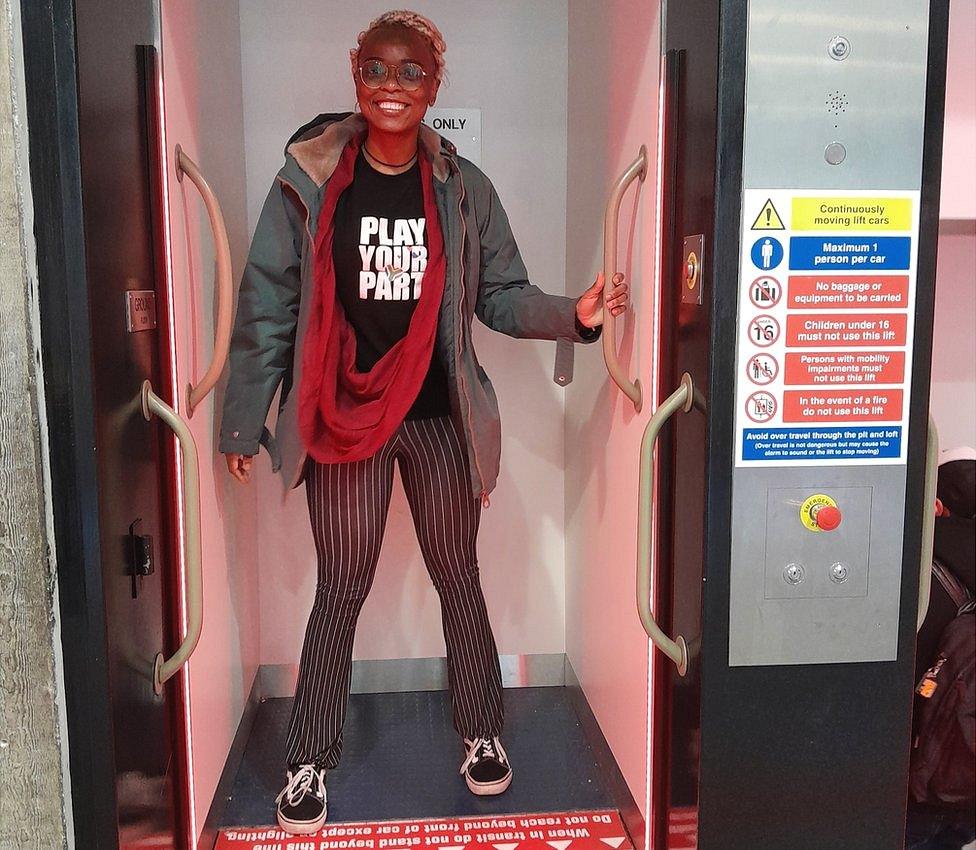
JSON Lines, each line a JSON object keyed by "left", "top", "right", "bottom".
{"left": 460, "top": 736, "right": 508, "bottom": 775}
{"left": 275, "top": 764, "right": 326, "bottom": 807}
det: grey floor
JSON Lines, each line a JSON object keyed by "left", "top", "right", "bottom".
{"left": 219, "top": 687, "right": 617, "bottom": 826}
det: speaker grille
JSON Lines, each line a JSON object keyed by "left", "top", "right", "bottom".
{"left": 825, "top": 90, "right": 849, "bottom": 116}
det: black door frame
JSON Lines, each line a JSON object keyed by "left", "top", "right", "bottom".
{"left": 23, "top": 3, "right": 192, "bottom": 846}
{"left": 21, "top": 1, "right": 121, "bottom": 846}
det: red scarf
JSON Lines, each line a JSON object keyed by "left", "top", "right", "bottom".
{"left": 297, "top": 136, "right": 446, "bottom": 463}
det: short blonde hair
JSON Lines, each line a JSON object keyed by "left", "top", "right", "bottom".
{"left": 350, "top": 10, "right": 447, "bottom": 84}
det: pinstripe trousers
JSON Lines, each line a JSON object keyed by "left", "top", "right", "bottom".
{"left": 284, "top": 415, "right": 505, "bottom": 770}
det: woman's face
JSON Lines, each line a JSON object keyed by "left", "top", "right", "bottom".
{"left": 353, "top": 26, "right": 439, "bottom": 136}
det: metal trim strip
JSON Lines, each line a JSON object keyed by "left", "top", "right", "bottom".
{"left": 256, "top": 653, "right": 571, "bottom": 698}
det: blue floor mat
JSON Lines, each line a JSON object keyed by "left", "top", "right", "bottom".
{"left": 219, "top": 687, "right": 616, "bottom": 825}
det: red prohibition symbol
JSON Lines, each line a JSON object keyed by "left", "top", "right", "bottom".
{"left": 746, "top": 353, "right": 779, "bottom": 385}
{"left": 747, "top": 314, "right": 781, "bottom": 348}
{"left": 745, "top": 390, "right": 778, "bottom": 423}
{"left": 749, "top": 275, "right": 782, "bottom": 309}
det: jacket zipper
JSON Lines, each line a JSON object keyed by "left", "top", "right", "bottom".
{"left": 450, "top": 159, "right": 490, "bottom": 508}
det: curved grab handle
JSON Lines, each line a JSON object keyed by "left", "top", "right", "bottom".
{"left": 142, "top": 380, "right": 203, "bottom": 693}
{"left": 637, "top": 372, "right": 694, "bottom": 675}
{"left": 917, "top": 415, "right": 940, "bottom": 632}
{"left": 176, "top": 145, "right": 233, "bottom": 417}
{"left": 602, "top": 145, "right": 647, "bottom": 412}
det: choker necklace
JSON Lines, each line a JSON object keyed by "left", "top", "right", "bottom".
{"left": 364, "top": 145, "right": 418, "bottom": 169}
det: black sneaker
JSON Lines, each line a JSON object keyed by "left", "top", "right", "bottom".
{"left": 460, "top": 736, "right": 513, "bottom": 795}
{"left": 275, "top": 764, "right": 327, "bottom": 835}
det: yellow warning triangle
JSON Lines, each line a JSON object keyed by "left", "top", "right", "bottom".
{"left": 751, "top": 198, "right": 785, "bottom": 230}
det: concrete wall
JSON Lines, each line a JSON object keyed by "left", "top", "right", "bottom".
{"left": 236, "top": 0, "right": 573, "bottom": 665}
{"left": 0, "top": 0, "right": 72, "bottom": 845}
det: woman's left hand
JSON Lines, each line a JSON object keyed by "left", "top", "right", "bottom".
{"left": 576, "top": 272, "right": 629, "bottom": 329}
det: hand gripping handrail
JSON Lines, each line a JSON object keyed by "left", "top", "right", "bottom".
{"left": 917, "top": 415, "right": 940, "bottom": 632}
{"left": 176, "top": 145, "right": 233, "bottom": 417}
{"left": 637, "top": 372, "right": 694, "bottom": 675}
{"left": 602, "top": 146, "right": 647, "bottom": 412}
{"left": 142, "top": 380, "right": 203, "bottom": 693}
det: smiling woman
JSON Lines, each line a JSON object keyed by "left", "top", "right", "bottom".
{"left": 349, "top": 12, "right": 445, "bottom": 173}
{"left": 216, "top": 7, "right": 628, "bottom": 837}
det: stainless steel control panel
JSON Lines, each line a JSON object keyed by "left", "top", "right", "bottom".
{"left": 728, "top": 0, "right": 930, "bottom": 666}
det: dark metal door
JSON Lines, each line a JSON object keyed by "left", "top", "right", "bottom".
{"left": 652, "top": 2, "right": 950, "bottom": 849}
{"left": 73, "top": 1, "right": 181, "bottom": 846}
{"left": 650, "top": 3, "right": 722, "bottom": 846}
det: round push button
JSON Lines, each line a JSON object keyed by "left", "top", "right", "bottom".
{"left": 814, "top": 504, "right": 843, "bottom": 531}
{"left": 829, "top": 562, "right": 851, "bottom": 583}
{"left": 825, "top": 142, "right": 847, "bottom": 165}
{"left": 799, "top": 494, "right": 841, "bottom": 532}
{"left": 784, "top": 563, "right": 805, "bottom": 585}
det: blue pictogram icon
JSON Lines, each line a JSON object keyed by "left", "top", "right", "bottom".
{"left": 751, "top": 236, "right": 783, "bottom": 270}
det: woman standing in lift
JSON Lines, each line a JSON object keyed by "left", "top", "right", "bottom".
{"left": 219, "top": 9, "right": 629, "bottom": 835}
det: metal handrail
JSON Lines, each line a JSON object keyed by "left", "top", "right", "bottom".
{"left": 637, "top": 372, "right": 693, "bottom": 675}
{"left": 142, "top": 381, "right": 203, "bottom": 693}
{"left": 602, "top": 145, "right": 647, "bottom": 412}
{"left": 176, "top": 145, "right": 233, "bottom": 416}
{"left": 917, "top": 415, "right": 940, "bottom": 632}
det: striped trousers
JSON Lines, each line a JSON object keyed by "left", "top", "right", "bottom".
{"left": 284, "top": 415, "right": 505, "bottom": 770}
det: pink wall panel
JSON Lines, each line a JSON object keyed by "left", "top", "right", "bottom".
{"left": 932, "top": 2, "right": 975, "bottom": 448}
{"left": 565, "top": 0, "right": 662, "bottom": 829}
{"left": 159, "top": 1, "right": 259, "bottom": 839}
{"left": 940, "top": 0, "right": 976, "bottom": 220}
{"left": 931, "top": 226, "right": 976, "bottom": 448}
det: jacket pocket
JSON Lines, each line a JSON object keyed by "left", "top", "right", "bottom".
{"left": 475, "top": 364, "right": 500, "bottom": 415}
{"left": 475, "top": 364, "right": 502, "bottom": 449}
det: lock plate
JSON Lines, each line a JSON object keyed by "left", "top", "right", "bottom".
{"left": 125, "top": 289, "right": 157, "bottom": 332}
{"left": 128, "top": 518, "right": 154, "bottom": 598}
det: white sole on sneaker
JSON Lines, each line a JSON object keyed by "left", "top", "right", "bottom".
{"left": 277, "top": 808, "right": 327, "bottom": 835}
{"left": 464, "top": 770, "right": 513, "bottom": 796}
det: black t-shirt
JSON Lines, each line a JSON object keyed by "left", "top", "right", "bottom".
{"left": 332, "top": 148, "right": 450, "bottom": 420}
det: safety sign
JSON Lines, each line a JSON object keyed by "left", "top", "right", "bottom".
{"left": 746, "top": 391, "right": 778, "bottom": 423}
{"left": 787, "top": 274, "right": 908, "bottom": 309}
{"left": 750, "top": 236, "right": 783, "bottom": 270}
{"left": 789, "top": 236, "right": 911, "bottom": 271}
{"left": 751, "top": 198, "right": 785, "bottom": 230}
{"left": 734, "top": 189, "right": 919, "bottom": 466}
{"left": 216, "top": 811, "right": 633, "bottom": 850}
{"left": 749, "top": 276, "right": 782, "bottom": 308}
{"left": 747, "top": 353, "right": 779, "bottom": 385}
{"left": 747, "top": 314, "right": 780, "bottom": 347}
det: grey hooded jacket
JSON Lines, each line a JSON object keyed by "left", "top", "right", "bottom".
{"left": 218, "top": 112, "right": 600, "bottom": 499}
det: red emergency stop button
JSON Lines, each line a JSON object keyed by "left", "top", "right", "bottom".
{"left": 814, "top": 504, "right": 842, "bottom": 531}
{"left": 799, "top": 494, "right": 842, "bottom": 532}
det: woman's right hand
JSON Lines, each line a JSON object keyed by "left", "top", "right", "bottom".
{"left": 225, "top": 453, "right": 254, "bottom": 484}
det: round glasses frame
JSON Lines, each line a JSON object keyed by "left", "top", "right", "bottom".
{"left": 358, "top": 59, "right": 429, "bottom": 91}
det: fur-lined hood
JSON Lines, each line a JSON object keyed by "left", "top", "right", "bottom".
{"left": 284, "top": 111, "right": 455, "bottom": 187}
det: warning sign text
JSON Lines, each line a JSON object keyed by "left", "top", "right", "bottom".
{"left": 786, "top": 313, "right": 907, "bottom": 347}
{"left": 791, "top": 197, "right": 912, "bottom": 231}
{"left": 787, "top": 275, "right": 908, "bottom": 309}
{"left": 783, "top": 389, "right": 903, "bottom": 422}
{"left": 784, "top": 351, "right": 905, "bottom": 385}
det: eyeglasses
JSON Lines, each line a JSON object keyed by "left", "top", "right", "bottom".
{"left": 358, "top": 59, "right": 429, "bottom": 92}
